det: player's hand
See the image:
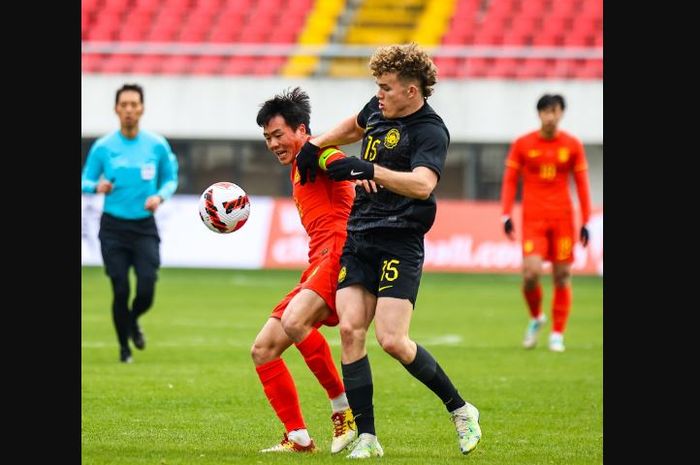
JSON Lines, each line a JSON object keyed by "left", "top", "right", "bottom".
{"left": 355, "top": 179, "right": 379, "bottom": 193}
{"left": 144, "top": 195, "right": 163, "bottom": 212}
{"left": 502, "top": 215, "right": 515, "bottom": 240}
{"left": 580, "top": 225, "right": 590, "bottom": 247}
{"left": 296, "top": 140, "right": 320, "bottom": 185}
{"left": 96, "top": 179, "right": 113, "bottom": 194}
{"left": 327, "top": 157, "right": 374, "bottom": 181}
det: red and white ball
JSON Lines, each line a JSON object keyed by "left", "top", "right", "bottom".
{"left": 198, "top": 182, "right": 250, "bottom": 234}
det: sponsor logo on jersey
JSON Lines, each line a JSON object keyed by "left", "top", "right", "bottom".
{"left": 338, "top": 266, "right": 347, "bottom": 283}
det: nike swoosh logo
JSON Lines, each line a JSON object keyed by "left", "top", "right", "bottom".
{"left": 378, "top": 285, "right": 393, "bottom": 292}
{"left": 350, "top": 170, "right": 364, "bottom": 176}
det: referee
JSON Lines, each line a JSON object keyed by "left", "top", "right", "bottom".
{"left": 81, "top": 83, "right": 178, "bottom": 363}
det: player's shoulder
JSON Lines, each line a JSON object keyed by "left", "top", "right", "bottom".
{"left": 515, "top": 130, "right": 540, "bottom": 145}
{"left": 410, "top": 105, "right": 449, "bottom": 140}
{"left": 557, "top": 130, "right": 582, "bottom": 145}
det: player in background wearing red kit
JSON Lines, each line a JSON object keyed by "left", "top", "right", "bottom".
{"left": 500, "top": 94, "right": 592, "bottom": 353}
{"left": 252, "top": 87, "right": 356, "bottom": 453}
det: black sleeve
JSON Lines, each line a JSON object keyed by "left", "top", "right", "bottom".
{"left": 410, "top": 123, "right": 449, "bottom": 180}
{"left": 356, "top": 96, "right": 378, "bottom": 129}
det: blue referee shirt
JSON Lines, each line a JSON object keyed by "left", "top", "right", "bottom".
{"left": 81, "top": 129, "right": 179, "bottom": 220}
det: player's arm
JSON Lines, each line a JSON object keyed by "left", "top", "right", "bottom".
{"left": 296, "top": 115, "right": 364, "bottom": 185}
{"left": 326, "top": 156, "right": 436, "bottom": 199}
{"left": 572, "top": 141, "right": 592, "bottom": 246}
{"left": 500, "top": 142, "right": 521, "bottom": 240}
{"left": 81, "top": 144, "right": 111, "bottom": 194}
{"left": 371, "top": 165, "right": 437, "bottom": 199}
{"left": 310, "top": 114, "right": 364, "bottom": 148}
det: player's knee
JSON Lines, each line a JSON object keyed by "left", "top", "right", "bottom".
{"left": 339, "top": 321, "right": 365, "bottom": 346}
{"left": 523, "top": 270, "right": 539, "bottom": 287}
{"left": 250, "top": 341, "right": 273, "bottom": 365}
{"left": 554, "top": 272, "right": 571, "bottom": 287}
{"left": 280, "top": 311, "right": 307, "bottom": 339}
{"left": 376, "top": 333, "right": 405, "bottom": 358}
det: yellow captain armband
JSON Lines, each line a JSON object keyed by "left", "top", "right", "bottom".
{"left": 318, "top": 147, "right": 346, "bottom": 171}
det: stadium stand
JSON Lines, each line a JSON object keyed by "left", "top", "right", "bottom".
{"left": 81, "top": 0, "right": 601, "bottom": 79}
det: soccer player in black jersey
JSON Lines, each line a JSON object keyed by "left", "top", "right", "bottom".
{"left": 295, "top": 43, "right": 482, "bottom": 458}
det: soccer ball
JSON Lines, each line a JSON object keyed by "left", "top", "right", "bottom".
{"left": 198, "top": 182, "right": 250, "bottom": 234}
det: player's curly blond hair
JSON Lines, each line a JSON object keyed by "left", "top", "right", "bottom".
{"left": 369, "top": 43, "right": 438, "bottom": 98}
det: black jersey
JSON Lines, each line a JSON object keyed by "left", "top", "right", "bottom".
{"left": 348, "top": 96, "right": 449, "bottom": 234}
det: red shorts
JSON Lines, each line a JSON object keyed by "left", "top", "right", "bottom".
{"left": 522, "top": 217, "right": 575, "bottom": 263}
{"left": 270, "top": 252, "right": 341, "bottom": 327}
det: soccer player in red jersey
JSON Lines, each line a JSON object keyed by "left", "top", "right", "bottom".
{"left": 251, "top": 87, "right": 357, "bottom": 453}
{"left": 500, "top": 94, "right": 592, "bottom": 352}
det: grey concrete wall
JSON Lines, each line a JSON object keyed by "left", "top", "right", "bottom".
{"left": 82, "top": 75, "right": 602, "bottom": 143}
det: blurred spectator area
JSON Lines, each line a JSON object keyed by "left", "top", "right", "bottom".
{"left": 82, "top": 0, "right": 602, "bottom": 79}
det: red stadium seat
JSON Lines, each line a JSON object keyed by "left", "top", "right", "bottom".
{"left": 82, "top": 0, "right": 100, "bottom": 14}
{"left": 221, "top": 56, "right": 255, "bottom": 75}
{"left": 118, "top": 24, "right": 149, "bottom": 42}
{"left": 489, "top": 58, "right": 518, "bottom": 78}
{"left": 191, "top": 56, "right": 224, "bottom": 74}
{"left": 101, "top": 54, "right": 136, "bottom": 73}
{"left": 193, "top": 0, "right": 223, "bottom": 11}
{"left": 458, "top": 57, "right": 491, "bottom": 78}
{"left": 160, "top": 55, "right": 195, "bottom": 74}
{"left": 131, "top": 55, "right": 164, "bottom": 74}
{"left": 531, "top": 30, "right": 562, "bottom": 46}
{"left": 251, "top": 57, "right": 286, "bottom": 75}
{"left": 578, "top": 59, "right": 603, "bottom": 79}
{"left": 162, "top": 0, "right": 192, "bottom": 13}
{"left": 82, "top": 54, "right": 107, "bottom": 73}
{"left": 87, "top": 26, "right": 117, "bottom": 42}
{"left": 434, "top": 57, "right": 459, "bottom": 78}
{"left": 103, "top": 0, "right": 130, "bottom": 15}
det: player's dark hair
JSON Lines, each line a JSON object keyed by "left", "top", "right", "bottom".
{"left": 256, "top": 87, "right": 312, "bottom": 134}
{"left": 537, "top": 94, "right": 566, "bottom": 111}
{"left": 115, "top": 83, "right": 144, "bottom": 105}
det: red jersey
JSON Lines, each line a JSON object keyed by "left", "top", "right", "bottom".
{"left": 502, "top": 129, "right": 590, "bottom": 222}
{"left": 291, "top": 159, "right": 355, "bottom": 261}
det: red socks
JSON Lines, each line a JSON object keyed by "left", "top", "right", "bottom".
{"left": 552, "top": 285, "right": 572, "bottom": 333}
{"left": 256, "top": 329, "right": 344, "bottom": 433}
{"left": 296, "top": 328, "right": 344, "bottom": 399}
{"left": 256, "top": 358, "right": 305, "bottom": 432}
{"left": 523, "top": 285, "right": 543, "bottom": 319}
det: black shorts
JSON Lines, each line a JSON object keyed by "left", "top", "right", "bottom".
{"left": 98, "top": 213, "right": 161, "bottom": 280}
{"left": 337, "top": 228, "right": 424, "bottom": 306}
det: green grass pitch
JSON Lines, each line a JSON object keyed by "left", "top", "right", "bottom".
{"left": 82, "top": 267, "right": 602, "bottom": 464}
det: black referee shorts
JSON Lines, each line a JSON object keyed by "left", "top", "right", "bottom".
{"left": 337, "top": 228, "right": 424, "bottom": 306}
{"left": 98, "top": 213, "right": 161, "bottom": 280}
